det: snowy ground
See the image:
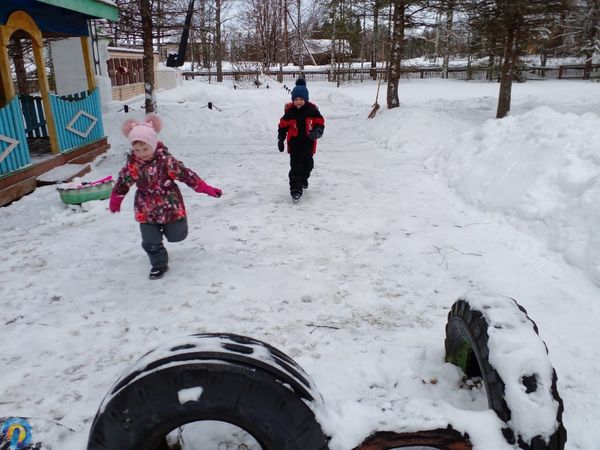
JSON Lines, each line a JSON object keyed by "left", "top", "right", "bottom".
{"left": 1, "top": 77, "right": 600, "bottom": 449}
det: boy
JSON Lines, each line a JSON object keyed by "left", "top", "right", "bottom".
{"left": 277, "top": 78, "right": 325, "bottom": 201}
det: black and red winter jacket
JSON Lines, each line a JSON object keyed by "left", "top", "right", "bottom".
{"left": 278, "top": 101, "right": 325, "bottom": 155}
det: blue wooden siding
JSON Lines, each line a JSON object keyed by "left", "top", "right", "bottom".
{"left": 0, "top": 96, "right": 31, "bottom": 176}
{"left": 49, "top": 88, "right": 105, "bottom": 153}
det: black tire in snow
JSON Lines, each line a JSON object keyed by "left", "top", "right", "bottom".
{"left": 87, "top": 333, "right": 329, "bottom": 450}
{"left": 445, "top": 296, "right": 566, "bottom": 450}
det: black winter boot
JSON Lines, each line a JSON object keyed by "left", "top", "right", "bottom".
{"left": 149, "top": 266, "right": 169, "bottom": 280}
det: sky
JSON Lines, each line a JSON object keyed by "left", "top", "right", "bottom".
{"left": 1, "top": 76, "right": 600, "bottom": 450}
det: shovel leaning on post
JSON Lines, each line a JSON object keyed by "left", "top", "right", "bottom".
{"left": 368, "top": 77, "right": 382, "bottom": 119}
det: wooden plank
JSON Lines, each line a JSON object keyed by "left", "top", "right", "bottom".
{"left": 36, "top": 163, "right": 91, "bottom": 186}
{"left": 8, "top": 97, "right": 28, "bottom": 168}
{"left": 13, "top": 97, "right": 31, "bottom": 168}
{"left": 0, "top": 32, "right": 16, "bottom": 100}
{"left": 0, "top": 176, "right": 36, "bottom": 206}
{"left": 91, "top": 89, "right": 105, "bottom": 138}
{"left": 0, "top": 103, "right": 13, "bottom": 174}
{"left": 81, "top": 36, "right": 96, "bottom": 91}
{"left": 2, "top": 97, "right": 19, "bottom": 171}
{"left": 35, "top": 96, "right": 48, "bottom": 137}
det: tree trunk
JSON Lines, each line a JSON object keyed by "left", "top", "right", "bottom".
{"left": 540, "top": 49, "right": 547, "bottom": 67}
{"left": 297, "top": 0, "right": 304, "bottom": 73}
{"left": 10, "top": 38, "right": 29, "bottom": 95}
{"left": 487, "top": 36, "right": 496, "bottom": 81}
{"left": 140, "top": 0, "right": 156, "bottom": 113}
{"left": 284, "top": 0, "right": 289, "bottom": 64}
{"left": 370, "top": 0, "right": 380, "bottom": 80}
{"left": 442, "top": 0, "right": 455, "bottom": 79}
{"left": 386, "top": 1, "right": 405, "bottom": 109}
{"left": 329, "top": 1, "right": 336, "bottom": 82}
{"left": 582, "top": 0, "right": 599, "bottom": 79}
{"left": 466, "top": 29, "right": 473, "bottom": 80}
{"left": 215, "top": 0, "right": 223, "bottom": 82}
{"left": 200, "top": 0, "right": 210, "bottom": 69}
{"left": 496, "top": 28, "right": 517, "bottom": 119}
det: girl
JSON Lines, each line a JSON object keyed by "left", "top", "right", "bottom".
{"left": 109, "top": 114, "right": 221, "bottom": 279}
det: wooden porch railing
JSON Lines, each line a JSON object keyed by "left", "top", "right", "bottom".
{"left": 49, "top": 88, "right": 105, "bottom": 153}
{"left": 19, "top": 94, "right": 48, "bottom": 138}
{"left": 0, "top": 96, "right": 31, "bottom": 176}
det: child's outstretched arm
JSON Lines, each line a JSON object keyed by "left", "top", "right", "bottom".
{"left": 167, "top": 155, "right": 222, "bottom": 198}
{"left": 109, "top": 164, "right": 135, "bottom": 212}
{"left": 194, "top": 179, "right": 222, "bottom": 198}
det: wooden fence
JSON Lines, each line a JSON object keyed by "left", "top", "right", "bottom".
{"left": 0, "top": 96, "right": 31, "bottom": 175}
{"left": 183, "top": 64, "right": 600, "bottom": 83}
{"left": 49, "top": 89, "right": 104, "bottom": 153}
{"left": 19, "top": 95, "right": 48, "bottom": 138}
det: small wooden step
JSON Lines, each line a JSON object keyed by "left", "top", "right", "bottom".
{"left": 35, "top": 163, "right": 91, "bottom": 186}
{"left": 0, "top": 177, "right": 37, "bottom": 206}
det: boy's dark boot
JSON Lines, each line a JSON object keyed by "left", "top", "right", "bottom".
{"left": 301, "top": 180, "right": 309, "bottom": 189}
{"left": 291, "top": 191, "right": 302, "bottom": 201}
{"left": 149, "top": 266, "right": 169, "bottom": 280}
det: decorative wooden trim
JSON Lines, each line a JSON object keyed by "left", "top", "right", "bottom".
{"left": 2, "top": 11, "right": 43, "bottom": 47}
{"left": 81, "top": 36, "right": 96, "bottom": 91}
{"left": 66, "top": 110, "right": 98, "bottom": 138}
{"left": 0, "top": 35, "right": 14, "bottom": 101}
{"left": 0, "top": 134, "right": 19, "bottom": 164}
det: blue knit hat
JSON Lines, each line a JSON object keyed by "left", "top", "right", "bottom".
{"left": 291, "top": 78, "right": 309, "bottom": 101}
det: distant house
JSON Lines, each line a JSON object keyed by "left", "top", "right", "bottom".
{"left": 0, "top": 0, "right": 118, "bottom": 205}
{"left": 106, "top": 46, "right": 159, "bottom": 101}
{"left": 159, "top": 35, "right": 205, "bottom": 67}
{"left": 292, "top": 39, "right": 351, "bottom": 65}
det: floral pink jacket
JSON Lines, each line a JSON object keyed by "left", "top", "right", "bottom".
{"left": 112, "top": 143, "right": 203, "bottom": 224}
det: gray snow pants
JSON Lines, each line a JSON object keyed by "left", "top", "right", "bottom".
{"left": 140, "top": 218, "right": 188, "bottom": 269}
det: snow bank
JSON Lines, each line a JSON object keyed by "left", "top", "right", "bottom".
{"left": 428, "top": 105, "right": 600, "bottom": 284}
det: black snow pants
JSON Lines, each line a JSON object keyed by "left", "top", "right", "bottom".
{"left": 289, "top": 149, "right": 314, "bottom": 195}
{"left": 140, "top": 217, "right": 188, "bottom": 269}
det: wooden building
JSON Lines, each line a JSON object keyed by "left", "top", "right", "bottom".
{"left": 107, "top": 46, "right": 159, "bottom": 101}
{"left": 0, "top": 0, "right": 118, "bottom": 205}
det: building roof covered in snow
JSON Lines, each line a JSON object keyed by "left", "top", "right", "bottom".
{"left": 303, "top": 39, "right": 351, "bottom": 55}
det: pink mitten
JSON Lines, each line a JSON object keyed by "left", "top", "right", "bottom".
{"left": 195, "top": 180, "right": 222, "bottom": 198}
{"left": 109, "top": 193, "right": 125, "bottom": 212}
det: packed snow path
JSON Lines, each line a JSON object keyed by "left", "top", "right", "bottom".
{"left": 2, "top": 78, "right": 600, "bottom": 449}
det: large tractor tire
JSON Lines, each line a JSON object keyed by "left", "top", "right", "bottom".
{"left": 445, "top": 293, "right": 566, "bottom": 450}
{"left": 87, "top": 333, "right": 329, "bottom": 450}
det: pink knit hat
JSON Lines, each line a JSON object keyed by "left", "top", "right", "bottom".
{"left": 122, "top": 114, "right": 163, "bottom": 150}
